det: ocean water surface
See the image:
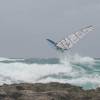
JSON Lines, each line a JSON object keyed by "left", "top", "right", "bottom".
{"left": 0, "top": 54, "right": 100, "bottom": 90}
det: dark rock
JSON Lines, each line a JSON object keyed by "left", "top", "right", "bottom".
{"left": 0, "top": 82, "right": 100, "bottom": 100}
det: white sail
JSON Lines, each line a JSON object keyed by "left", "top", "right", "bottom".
{"left": 56, "top": 25, "right": 95, "bottom": 50}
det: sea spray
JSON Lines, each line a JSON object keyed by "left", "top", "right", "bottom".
{"left": 0, "top": 54, "right": 100, "bottom": 89}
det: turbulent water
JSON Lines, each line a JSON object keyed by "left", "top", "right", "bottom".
{"left": 0, "top": 54, "right": 100, "bottom": 90}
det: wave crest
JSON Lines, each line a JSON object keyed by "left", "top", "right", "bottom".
{"left": 0, "top": 54, "right": 100, "bottom": 90}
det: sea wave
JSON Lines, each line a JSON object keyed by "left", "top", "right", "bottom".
{"left": 0, "top": 54, "right": 100, "bottom": 89}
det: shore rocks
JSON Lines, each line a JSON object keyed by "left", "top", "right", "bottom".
{"left": 0, "top": 82, "right": 100, "bottom": 100}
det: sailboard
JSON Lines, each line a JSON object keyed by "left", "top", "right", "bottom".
{"left": 46, "top": 25, "right": 95, "bottom": 51}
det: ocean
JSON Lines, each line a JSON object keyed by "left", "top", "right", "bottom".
{"left": 0, "top": 54, "right": 100, "bottom": 90}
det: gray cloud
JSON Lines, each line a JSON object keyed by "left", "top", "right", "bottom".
{"left": 0, "top": 0, "right": 100, "bottom": 58}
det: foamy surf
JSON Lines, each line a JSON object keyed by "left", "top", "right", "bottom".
{"left": 0, "top": 54, "right": 100, "bottom": 90}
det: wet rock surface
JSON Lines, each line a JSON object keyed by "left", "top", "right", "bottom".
{"left": 0, "top": 82, "right": 100, "bottom": 100}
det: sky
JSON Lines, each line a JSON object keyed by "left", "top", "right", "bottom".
{"left": 0, "top": 0, "right": 100, "bottom": 58}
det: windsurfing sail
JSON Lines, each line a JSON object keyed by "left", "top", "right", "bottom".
{"left": 56, "top": 25, "right": 95, "bottom": 50}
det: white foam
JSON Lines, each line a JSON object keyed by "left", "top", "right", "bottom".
{"left": 66, "top": 75, "right": 100, "bottom": 89}
{"left": 0, "top": 57, "right": 24, "bottom": 61}
{"left": 0, "top": 61, "right": 72, "bottom": 84}
{"left": 61, "top": 54, "right": 94, "bottom": 64}
{"left": 0, "top": 55, "right": 99, "bottom": 90}
{"left": 0, "top": 57, "right": 10, "bottom": 61}
{"left": 72, "top": 54, "right": 95, "bottom": 64}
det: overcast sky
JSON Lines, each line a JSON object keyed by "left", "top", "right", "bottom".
{"left": 0, "top": 0, "right": 100, "bottom": 58}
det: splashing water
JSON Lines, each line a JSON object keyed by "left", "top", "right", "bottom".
{"left": 0, "top": 54, "right": 100, "bottom": 90}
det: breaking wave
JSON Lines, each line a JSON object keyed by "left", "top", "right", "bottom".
{"left": 0, "top": 54, "right": 100, "bottom": 90}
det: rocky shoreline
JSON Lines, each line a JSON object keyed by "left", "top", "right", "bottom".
{"left": 0, "top": 82, "right": 100, "bottom": 100}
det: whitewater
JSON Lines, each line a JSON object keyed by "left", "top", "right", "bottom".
{"left": 0, "top": 54, "right": 100, "bottom": 90}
